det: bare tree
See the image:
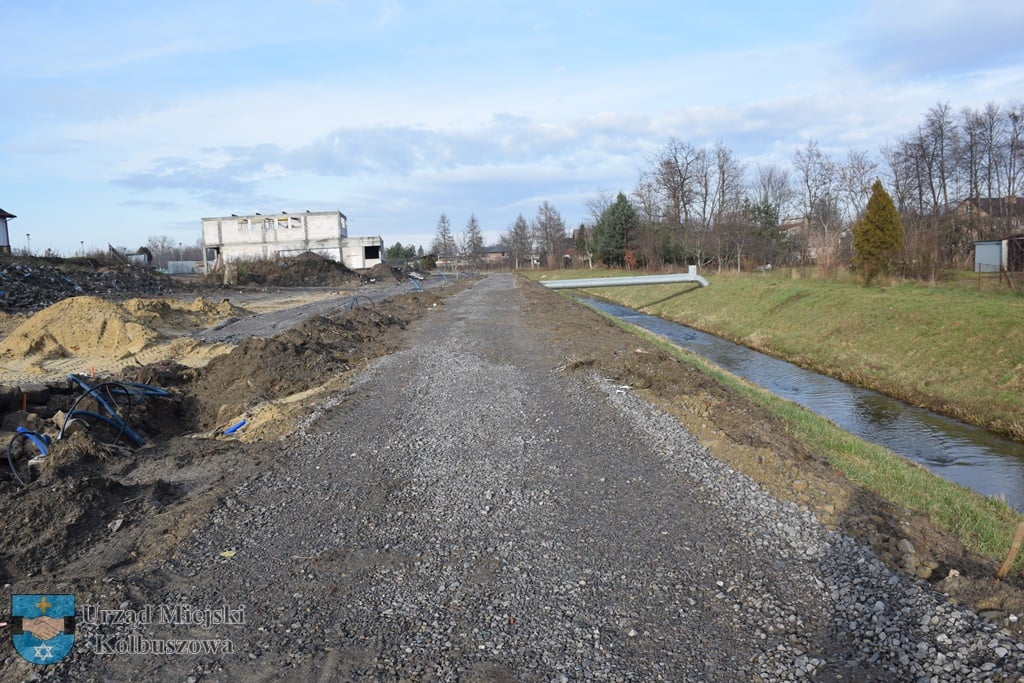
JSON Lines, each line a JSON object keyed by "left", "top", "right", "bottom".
{"left": 630, "top": 176, "right": 672, "bottom": 268}
{"left": 584, "top": 190, "right": 615, "bottom": 226}
{"left": 532, "top": 201, "right": 567, "bottom": 269}
{"left": 793, "top": 140, "right": 840, "bottom": 268}
{"left": 959, "top": 106, "right": 985, "bottom": 201}
{"left": 924, "top": 103, "right": 958, "bottom": 212}
{"left": 649, "top": 138, "right": 705, "bottom": 247}
{"left": 501, "top": 214, "right": 533, "bottom": 269}
{"left": 746, "top": 163, "right": 794, "bottom": 265}
{"left": 980, "top": 102, "right": 1004, "bottom": 199}
{"left": 838, "top": 149, "right": 877, "bottom": 226}
{"left": 1004, "top": 103, "right": 1024, "bottom": 198}
{"left": 146, "top": 235, "right": 177, "bottom": 268}
{"left": 753, "top": 163, "right": 795, "bottom": 217}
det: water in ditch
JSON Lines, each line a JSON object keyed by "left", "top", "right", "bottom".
{"left": 579, "top": 297, "right": 1024, "bottom": 512}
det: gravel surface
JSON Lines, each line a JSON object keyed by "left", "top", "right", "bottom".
{"left": 48, "top": 274, "right": 1024, "bottom": 682}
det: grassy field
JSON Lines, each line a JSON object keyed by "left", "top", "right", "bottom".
{"left": 532, "top": 267, "right": 1024, "bottom": 441}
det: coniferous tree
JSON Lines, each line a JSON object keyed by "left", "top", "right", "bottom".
{"left": 853, "top": 180, "right": 904, "bottom": 285}
{"left": 464, "top": 214, "right": 484, "bottom": 269}
{"left": 502, "top": 214, "right": 533, "bottom": 269}
{"left": 593, "top": 192, "right": 639, "bottom": 266}
{"left": 431, "top": 212, "right": 455, "bottom": 269}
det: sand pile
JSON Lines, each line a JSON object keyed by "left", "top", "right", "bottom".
{"left": 122, "top": 296, "right": 247, "bottom": 331}
{"left": 0, "top": 296, "right": 247, "bottom": 370}
{"left": 0, "top": 296, "right": 160, "bottom": 360}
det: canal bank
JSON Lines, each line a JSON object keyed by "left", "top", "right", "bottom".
{"left": 579, "top": 296, "right": 1024, "bottom": 511}
{"left": 549, "top": 269, "right": 1024, "bottom": 444}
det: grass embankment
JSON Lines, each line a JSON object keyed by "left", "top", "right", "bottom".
{"left": 538, "top": 268, "right": 1024, "bottom": 440}
{"left": 526, "top": 267, "right": 1024, "bottom": 566}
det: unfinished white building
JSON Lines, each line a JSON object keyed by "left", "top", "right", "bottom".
{"left": 200, "top": 210, "right": 384, "bottom": 271}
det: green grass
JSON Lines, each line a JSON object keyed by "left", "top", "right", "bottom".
{"left": 596, "top": 310, "right": 1024, "bottom": 569}
{"left": 532, "top": 267, "right": 1024, "bottom": 440}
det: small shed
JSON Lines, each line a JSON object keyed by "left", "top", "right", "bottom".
{"left": 975, "top": 235, "right": 1024, "bottom": 273}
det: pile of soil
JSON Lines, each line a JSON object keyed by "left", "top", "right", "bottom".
{"left": 362, "top": 262, "right": 405, "bottom": 282}
{"left": 0, "top": 296, "right": 249, "bottom": 363}
{"left": 0, "top": 260, "right": 190, "bottom": 312}
{"left": 217, "top": 252, "right": 362, "bottom": 287}
{"left": 121, "top": 296, "right": 248, "bottom": 333}
{"left": 188, "top": 299, "right": 432, "bottom": 428}
{"left": 0, "top": 296, "right": 159, "bottom": 360}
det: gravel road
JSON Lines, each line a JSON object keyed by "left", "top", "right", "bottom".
{"left": 67, "top": 274, "right": 1024, "bottom": 682}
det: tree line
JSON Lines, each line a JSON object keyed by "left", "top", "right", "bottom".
{"left": 429, "top": 203, "right": 570, "bottom": 271}
{"left": 425, "top": 99, "right": 1023, "bottom": 278}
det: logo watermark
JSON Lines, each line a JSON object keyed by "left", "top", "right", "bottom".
{"left": 6, "top": 595, "right": 247, "bottom": 663}
{"left": 10, "top": 594, "right": 76, "bottom": 665}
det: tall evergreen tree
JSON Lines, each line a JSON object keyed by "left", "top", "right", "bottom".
{"left": 502, "top": 214, "right": 533, "bottom": 269}
{"left": 853, "top": 180, "right": 904, "bottom": 285}
{"left": 593, "top": 192, "right": 639, "bottom": 265}
{"left": 431, "top": 212, "right": 455, "bottom": 268}
{"left": 464, "top": 214, "right": 484, "bottom": 269}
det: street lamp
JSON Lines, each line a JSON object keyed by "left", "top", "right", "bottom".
{"left": 178, "top": 242, "right": 182, "bottom": 261}
{"left": 26, "top": 233, "right": 30, "bottom": 255}
{"left": 80, "top": 240, "right": 84, "bottom": 257}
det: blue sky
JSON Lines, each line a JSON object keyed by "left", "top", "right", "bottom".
{"left": 3, "top": 0, "right": 1023, "bottom": 256}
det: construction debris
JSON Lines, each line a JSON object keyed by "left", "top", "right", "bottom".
{"left": 0, "top": 261, "right": 188, "bottom": 312}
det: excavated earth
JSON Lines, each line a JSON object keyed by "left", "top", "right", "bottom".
{"left": 0, "top": 271, "right": 1022, "bottom": 681}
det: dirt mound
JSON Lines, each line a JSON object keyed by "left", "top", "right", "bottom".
{"left": 0, "top": 428, "right": 196, "bottom": 582}
{"left": 224, "top": 252, "right": 361, "bottom": 287}
{"left": 0, "top": 296, "right": 160, "bottom": 360}
{"left": 189, "top": 306, "right": 409, "bottom": 428}
{"left": 122, "top": 296, "right": 248, "bottom": 331}
{"left": 0, "top": 296, "right": 246, "bottom": 374}
{"left": 363, "top": 262, "right": 405, "bottom": 282}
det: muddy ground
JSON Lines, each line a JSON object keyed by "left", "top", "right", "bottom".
{"left": 1, "top": 271, "right": 1023, "bottom": 676}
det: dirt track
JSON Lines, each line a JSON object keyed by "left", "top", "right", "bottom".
{"left": 2, "top": 274, "right": 1024, "bottom": 681}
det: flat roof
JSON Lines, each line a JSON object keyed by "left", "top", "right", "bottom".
{"left": 201, "top": 210, "right": 346, "bottom": 221}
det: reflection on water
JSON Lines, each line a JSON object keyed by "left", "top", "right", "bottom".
{"left": 580, "top": 297, "right": 1024, "bottom": 511}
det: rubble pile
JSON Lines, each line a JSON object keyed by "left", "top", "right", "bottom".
{"left": 218, "top": 251, "right": 361, "bottom": 287}
{"left": 362, "top": 262, "right": 406, "bottom": 283}
{"left": 0, "top": 261, "right": 188, "bottom": 312}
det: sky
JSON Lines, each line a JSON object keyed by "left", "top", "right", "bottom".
{"left": 3, "top": 0, "right": 1024, "bottom": 256}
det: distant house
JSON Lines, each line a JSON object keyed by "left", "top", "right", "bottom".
{"left": 200, "top": 210, "right": 384, "bottom": 272}
{"left": 954, "top": 197, "right": 1024, "bottom": 242}
{"left": 0, "top": 208, "right": 15, "bottom": 253}
{"left": 483, "top": 244, "right": 509, "bottom": 265}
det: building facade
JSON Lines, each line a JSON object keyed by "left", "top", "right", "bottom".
{"left": 0, "top": 208, "right": 15, "bottom": 253}
{"left": 201, "top": 210, "right": 383, "bottom": 271}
